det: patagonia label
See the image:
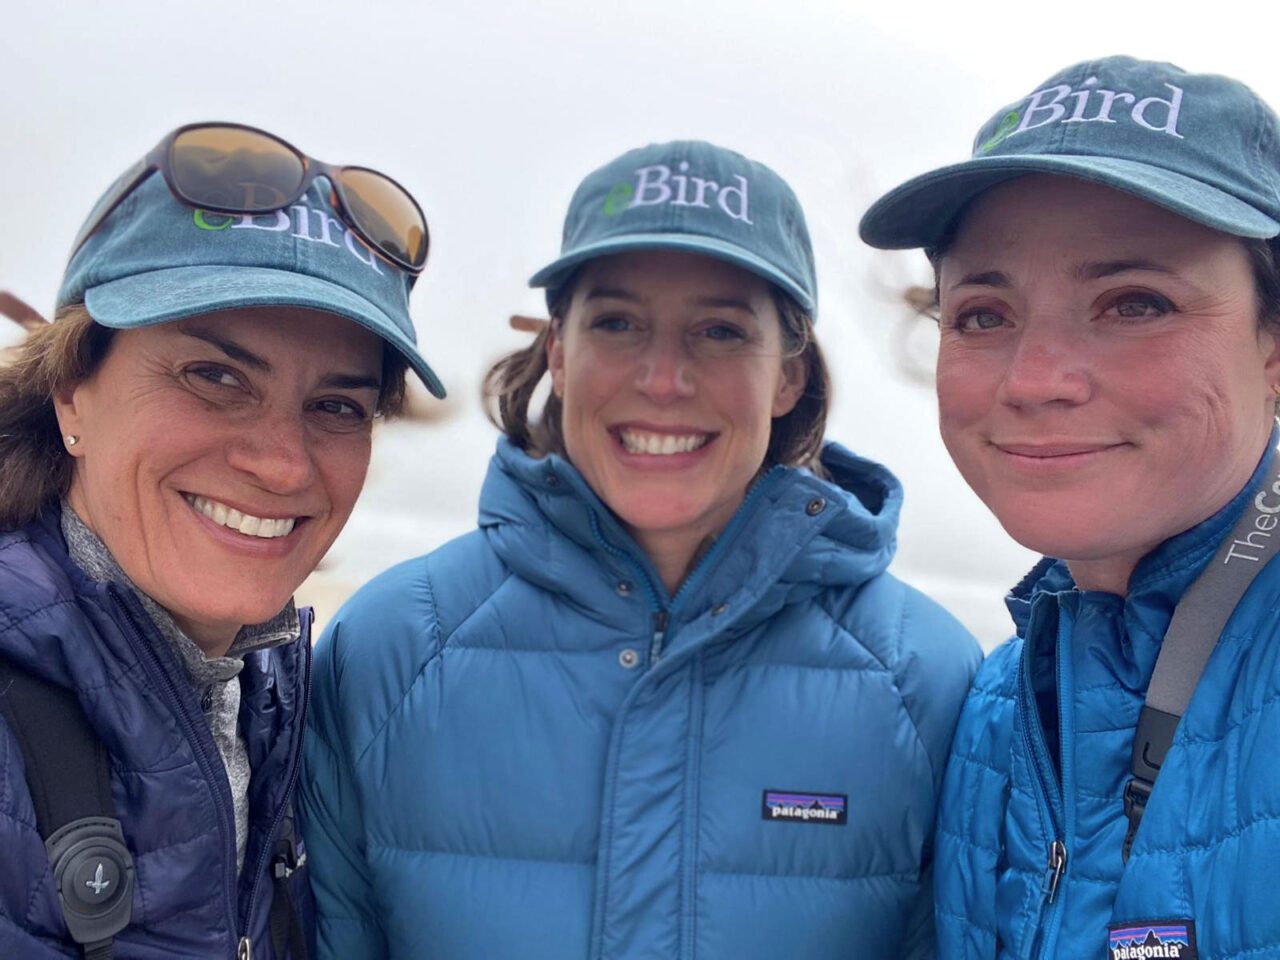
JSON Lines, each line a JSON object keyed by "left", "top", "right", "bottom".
{"left": 1108, "top": 919, "right": 1198, "bottom": 959}
{"left": 761, "top": 789, "right": 847, "bottom": 825}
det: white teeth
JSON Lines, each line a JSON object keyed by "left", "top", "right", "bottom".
{"left": 619, "top": 430, "right": 711, "bottom": 456}
{"left": 184, "top": 495, "right": 298, "bottom": 539}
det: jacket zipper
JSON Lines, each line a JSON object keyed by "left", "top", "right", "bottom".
{"left": 237, "top": 633, "right": 312, "bottom": 958}
{"left": 110, "top": 590, "right": 241, "bottom": 957}
{"left": 1016, "top": 600, "right": 1071, "bottom": 960}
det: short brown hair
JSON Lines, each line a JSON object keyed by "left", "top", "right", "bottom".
{"left": 0, "top": 303, "right": 410, "bottom": 530}
{"left": 484, "top": 278, "right": 831, "bottom": 475}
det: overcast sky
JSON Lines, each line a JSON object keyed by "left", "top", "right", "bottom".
{"left": 5, "top": 0, "right": 1277, "bottom": 644}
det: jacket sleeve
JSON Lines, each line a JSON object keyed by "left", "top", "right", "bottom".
{"left": 297, "top": 615, "right": 390, "bottom": 960}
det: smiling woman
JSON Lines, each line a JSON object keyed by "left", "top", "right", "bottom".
{"left": 300, "top": 140, "right": 981, "bottom": 960}
{"left": 0, "top": 122, "right": 441, "bottom": 960}
{"left": 860, "top": 55, "right": 1280, "bottom": 959}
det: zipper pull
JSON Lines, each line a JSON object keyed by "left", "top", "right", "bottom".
{"left": 649, "top": 611, "right": 669, "bottom": 665}
{"left": 1042, "top": 840, "right": 1068, "bottom": 903}
{"left": 237, "top": 936, "right": 252, "bottom": 959}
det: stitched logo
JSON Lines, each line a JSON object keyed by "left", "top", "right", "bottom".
{"left": 761, "top": 789, "right": 847, "bottom": 825}
{"left": 1108, "top": 920, "right": 1198, "bottom": 959}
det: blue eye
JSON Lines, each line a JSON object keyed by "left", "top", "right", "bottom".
{"left": 703, "top": 323, "right": 746, "bottom": 341}
{"left": 953, "top": 309, "right": 1006, "bottom": 332}
{"left": 189, "top": 365, "right": 242, "bottom": 388}
{"left": 591, "top": 314, "right": 632, "bottom": 332}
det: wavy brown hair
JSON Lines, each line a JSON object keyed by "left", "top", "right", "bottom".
{"left": 485, "top": 276, "right": 831, "bottom": 476}
{"left": 0, "top": 303, "right": 409, "bottom": 531}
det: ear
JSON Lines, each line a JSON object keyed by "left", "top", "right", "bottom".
{"left": 546, "top": 318, "right": 567, "bottom": 399}
{"left": 51, "top": 380, "right": 88, "bottom": 457}
{"left": 771, "top": 354, "right": 806, "bottom": 418}
{"left": 1264, "top": 322, "right": 1280, "bottom": 391}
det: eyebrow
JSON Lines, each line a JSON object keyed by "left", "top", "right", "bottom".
{"left": 181, "top": 328, "right": 381, "bottom": 392}
{"left": 581, "top": 288, "right": 757, "bottom": 313}
{"left": 948, "top": 258, "right": 1180, "bottom": 292}
{"left": 1073, "top": 258, "right": 1178, "bottom": 280}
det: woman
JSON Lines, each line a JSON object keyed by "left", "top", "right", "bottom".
{"left": 0, "top": 122, "right": 443, "bottom": 959}
{"left": 860, "top": 57, "right": 1280, "bottom": 958}
{"left": 300, "top": 140, "right": 980, "bottom": 959}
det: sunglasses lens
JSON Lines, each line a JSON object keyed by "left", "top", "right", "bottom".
{"left": 170, "top": 126, "right": 305, "bottom": 212}
{"left": 337, "top": 168, "right": 429, "bottom": 270}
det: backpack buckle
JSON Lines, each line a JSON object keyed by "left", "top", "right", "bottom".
{"left": 46, "top": 817, "right": 135, "bottom": 947}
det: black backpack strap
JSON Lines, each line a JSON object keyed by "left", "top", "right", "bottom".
{"left": 269, "top": 810, "right": 308, "bottom": 959}
{"left": 1122, "top": 448, "right": 1280, "bottom": 861}
{"left": 0, "top": 658, "right": 134, "bottom": 958}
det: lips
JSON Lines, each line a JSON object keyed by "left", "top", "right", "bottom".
{"left": 994, "top": 441, "right": 1126, "bottom": 458}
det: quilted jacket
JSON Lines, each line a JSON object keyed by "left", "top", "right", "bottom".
{"left": 300, "top": 439, "right": 981, "bottom": 959}
{"left": 935, "top": 445, "right": 1280, "bottom": 959}
{"left": 0, "top": 506, "right": 312, "bottom": 958}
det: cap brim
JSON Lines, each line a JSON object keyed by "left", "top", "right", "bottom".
{"left": 859, "top": 154, "right": 1280, "bottom": 250}
{"left": 84, "top": 264, "right": 446, "bottom": 398}
{"left": 528, "top": 233, "right": 816, "bottom": 313}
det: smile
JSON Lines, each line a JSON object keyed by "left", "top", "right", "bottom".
{"left": 618, "top": 428, "right": 712, "bottom": 456}
{"left": 183, "top": 494, "right": 298, "bottom": 539}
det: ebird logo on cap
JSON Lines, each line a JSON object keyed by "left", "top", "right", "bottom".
{"left": 979, "top": 74, "right": 1186, "bottom": 154}
{"left": 602, "top": 162, "right": 753, "bottom": 223}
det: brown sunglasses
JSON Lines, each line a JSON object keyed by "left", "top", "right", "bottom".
{"left": 70, "top": 122, "right": 429, "bottom": 273}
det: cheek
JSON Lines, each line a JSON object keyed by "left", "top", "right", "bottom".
{"left": 318, "top": 437, "right": 374, "bottom": 520}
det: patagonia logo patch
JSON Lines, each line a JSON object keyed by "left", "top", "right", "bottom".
{"left": 1108, "top": 920, "right": 1198, "bottom": 959}
{"left": 761, "top": 789, "right": 847, "bottom": 825}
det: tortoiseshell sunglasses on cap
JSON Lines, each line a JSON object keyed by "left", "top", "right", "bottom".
{"left": 70, "top": 122, "right": 429, "bottom": 273}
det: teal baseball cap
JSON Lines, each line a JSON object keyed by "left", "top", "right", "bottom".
{"left": 530, "top": 140, "right": 817, "bottom": 314}
{"left": 58, "top": 168, "right": 446, "bottom": 397}
{"left": 859, "top": 55, "right": 1280, "bottom": 250}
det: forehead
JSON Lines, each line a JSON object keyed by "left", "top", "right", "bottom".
{"left": 942, "top": 174, "right": 1239, "bottom": 269}
{"left": 575, "top": 249, "right": 773, "bottom": 301}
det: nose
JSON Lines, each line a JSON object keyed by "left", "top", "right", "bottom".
{"left": 224, "top": 408, "right": 317, "bottom": 495}
{"left": 634, "top": 331, "right": 695, "bottom": 401}
{"left": 995, "top": 322, "right": 1092, "bottom": 409}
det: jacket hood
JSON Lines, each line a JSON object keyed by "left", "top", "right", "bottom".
{"left": 478, "top": 438, "right": 901, "bottom": 627}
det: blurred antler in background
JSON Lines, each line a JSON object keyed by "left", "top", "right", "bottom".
{"left": 0, "top": 291, "right": 49, "bottom": 331}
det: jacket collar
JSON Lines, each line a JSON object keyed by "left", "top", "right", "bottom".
{"left": 478, "top": 438, "right": 901, "bottom": 630}
{"left": 1006, "top": 432, "right": 1280, "bottom": 669}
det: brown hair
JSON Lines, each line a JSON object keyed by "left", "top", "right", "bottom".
{"left": 0, "top": 303, "right": 410, "bottom": 530}
{"left": 484, "top": 276, "right": 831, "bottom": 475}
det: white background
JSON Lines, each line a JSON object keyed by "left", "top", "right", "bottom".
{"left": 4, "top": 0, "right": 1277, "bottom": 647}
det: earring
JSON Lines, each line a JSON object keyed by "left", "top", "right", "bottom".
{"left": 64, "top": 435, "right": 79, "bottom": 447}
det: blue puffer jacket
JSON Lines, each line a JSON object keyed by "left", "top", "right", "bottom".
{"left": 0, "top": 507, "right": 312, "bottom": 958}
{"left": 300, "top": 439, "right": 981, "bottom": 959}
{"left": 935, "top": 447, "right": 1280, "bottom": 959}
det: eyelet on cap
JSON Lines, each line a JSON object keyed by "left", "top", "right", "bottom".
{"left": 805, "top": 497, "right": 826, "bottom": 516}
{"left": 616, "top": 580, "right": 633, "bottom": 597}
{"left": 618, "top": 648, "right": 639, "bottom": 669}
{"left": 545, "top": 472, "right": 559, "bottom": 487}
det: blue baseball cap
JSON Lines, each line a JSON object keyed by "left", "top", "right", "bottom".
{"left": 859, "top": 55, "right": 1280, "bottom": 250}
{"left": 530, "top": 140, "right": 818, "bottom": 315}
{"left": 58, "top": 168, "right": 446, "bottom": 397}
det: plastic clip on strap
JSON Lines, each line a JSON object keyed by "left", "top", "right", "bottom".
{"left": 269, "top": 813, "right": 309, "bottom": 959}
{"left": 0, "top": 660, "right": 134, "bottom": 958}
{"left": 1122, "top": 448, "right": 1280, "bottom": 862}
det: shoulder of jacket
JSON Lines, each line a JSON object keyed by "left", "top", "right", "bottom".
{"left": 309, "top": 529, "right": 511, "bottom": 755}
{"left": 0, "top": 528, "right": 79, "bottom": 639}
{"left": 823, "top": 572, "right": 981, "bottom": 681}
